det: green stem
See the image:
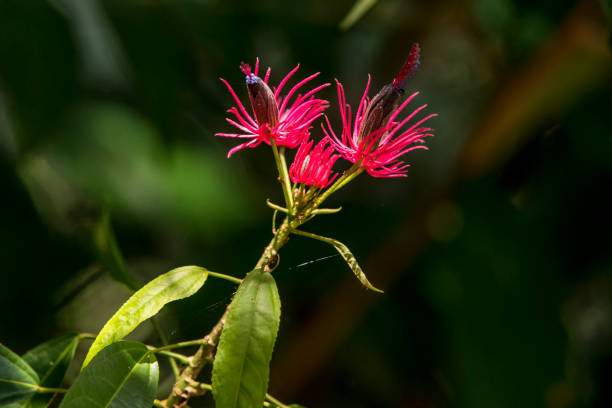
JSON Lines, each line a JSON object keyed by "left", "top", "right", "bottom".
{"left": 272, "top": 208, "right": 279, "bottom": 233}
{"left": 152, "top": 339, "right": 207, "bottom": 352}
{"left": 314, "top": 164, "right": 363, "bottom": 208}
{"left": 36, "top": 386, "right": 67, "bottom": 394}
{"left": 151, "top": 318, "right": 180, "bottom": 378}
{"left": 271, "top": 140, "right": 294, "bottom": 211}
{"left": 291, "top": 228, "right": 335, "bottom": 245}
{"left": 155, "top": 350, "right": 191, "bottom": 365}
{"left": 207, "top": 271, "right": 243, "bottom": 285}
{"left": 265, "top": 391, "right": 291, "bottom": 408}
{"left": 278, "top": 147, "right": 294, "bottom": 208}
{"left": 266, "top": 199, "right": 289, "bottom": 213}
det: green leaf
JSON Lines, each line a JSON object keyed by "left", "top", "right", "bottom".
{"left": 212, "top": 269, "right": 281, "bottom": 408}
{"left": 288, "top": 405, "right": 308, "bottom": 408}
{"left": 328, "top": 238, "right": 384, "bottom": 293}
{"left": 293, "top": 230, "right": 383, "bottom": 292}
{"left": 0, "top": 344, "right": 39, "bottom": 405}
{"left": 83, "top": 265, "right": 208, "bottom": 367}
{"left": 16, "top": 333, "right": 80, "bottom": 408}
{"left": 93, "top": 207, "right": 141, "bottom": 291}
{"left": 59, "top": 341, "right": 158, "bottom": 408}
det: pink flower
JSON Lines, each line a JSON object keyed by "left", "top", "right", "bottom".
{"left": 322, "top": 44, "right": 437, "bottom": 178}
{"left": 217, "top": 59, "right": 330, "bottom": 157}
{"left": 289, "top": 138, "right": 340, "bottom": 188}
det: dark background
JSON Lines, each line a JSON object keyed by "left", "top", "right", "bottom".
{"left": 1, "top": 0, "right": 611, "bottom": 407}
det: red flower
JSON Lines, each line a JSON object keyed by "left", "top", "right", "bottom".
{"left": 217, "top": 59, "right": 330, "bottom": 157}
{"left": 289, "top": 138, "right": 340, "bottom": 188}
{"left": 322, "top": 44, "right": 437, "bottom": 178}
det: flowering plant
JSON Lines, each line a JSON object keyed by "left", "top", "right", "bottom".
{"left": 0, "top": 44, "right": 435, "bottom": 408}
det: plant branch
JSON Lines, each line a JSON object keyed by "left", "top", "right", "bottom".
{"left": 164, "top": 216, "right": 295, "bottom": 407}
{"left": 163, "top": 170, "right": 353, "bottom": 406}
{"left": 165, "top": 379, "right": 290, "bottom": 408}
{"left": 163, "top": 309, "right": 226, "bottom": 407}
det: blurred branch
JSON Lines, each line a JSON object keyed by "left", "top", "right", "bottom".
{"left": 0, "top": 83, "right": 18, "bottom": 160}
{"left": 339, "top": 0, "right": 378, "bottom": 31}
{"left": 48, "top": 0, "right": 130, "bottom": 89}
{"left": 458, "top": 0, "right": 611, "bottom": 179}
{"left": 271, "top": 0, "right": 612, "bottom": 398}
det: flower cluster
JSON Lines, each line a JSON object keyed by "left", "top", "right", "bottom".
{"left": 216, "top": 44, "right": 436, "bottom": 188}
{"left": 217, "top": 59, "right": 329, "bottom": 157}
{"left": 289, "top": 138, "right": 339, "bottom": 189}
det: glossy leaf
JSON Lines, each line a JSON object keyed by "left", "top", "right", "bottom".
{"left": 212, "top": 268, "right": 281, "bottom": 408}
{"left": 329, "top": 238, "right": 383, "bottom": 293}
{"left": 83, "top": 265, "right": 208, "bottom": 367}
{"left": 0, "top": 344, "right": 39, "bottom": 405}
{"left": 60, "top": 341, "right": 158, "bottom": 408}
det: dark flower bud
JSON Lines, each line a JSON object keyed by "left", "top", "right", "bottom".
{"left": 241, "top": 62, "right": 279, "bottom": 128}
{"left": 357, "top": 43, "right": 421, "bottom": 143}
{"left": 358, "top": 84, "right": 402, "bottom": 142}
{"left": 392, "top": 43, "right": 420, "bottom": 91}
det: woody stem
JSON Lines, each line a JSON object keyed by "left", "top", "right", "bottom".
{"left": 163, "top": 217, "right": 295, "bottom": 407}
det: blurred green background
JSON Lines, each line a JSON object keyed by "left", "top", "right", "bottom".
{"left": 1, "top": 0, "right": 611, "bottom": 407}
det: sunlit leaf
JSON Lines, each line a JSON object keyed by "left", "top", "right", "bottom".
{"left": 83, "top": 265, "right": 208, "bottom": 367}
{"left": 60, "top": 342, "right": 158, "bottom": 408}
{"left": 16, "top": 333, "right": 80, "bottom": 408}
{"left": 212, "top": 269, "right": 281, "bottom": 408}
{"left": 0, "top": 344, "right": 39, "bottom": 406}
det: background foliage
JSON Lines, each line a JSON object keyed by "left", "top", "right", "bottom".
{"left": 1, "top": 0, "right": 611, "bottom": 407}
